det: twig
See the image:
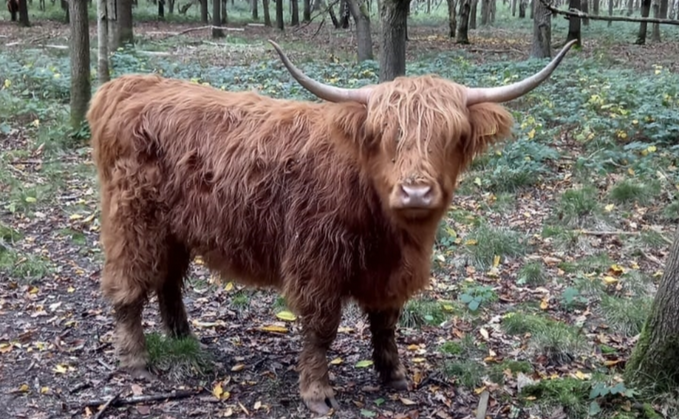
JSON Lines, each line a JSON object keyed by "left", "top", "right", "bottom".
{"left": 97, "top": 359, "right": 115, "bottom": 371}
{"left": 84, "top": 389, "right": 200, "bottom": 408}
{"left": 475, "top": 390, "right": 490, "bottom": 419}
{"left": 540, "top": 0, "right": 679, "bottom": 25}
{"left": 574, "top": 229, "right": 673, "bottom": 245}
{"left": 92, "top": 391, "right": 121, "bottom": 419}
{"left": 69, "top": 382, "right": 91, "bottom": 394}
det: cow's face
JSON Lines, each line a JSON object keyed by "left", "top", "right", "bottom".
{"left": 364, "top": 77, "right": 515, "bottom": 222}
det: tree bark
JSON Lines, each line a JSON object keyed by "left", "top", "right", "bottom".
{"left": 252, "top": 0, "right": 258, "bottom": 19}
{"left": 651, "top": 0, "right": 667, "bottom": 41}
{"left": 69, "top": 0, "right": 91, "bottom": 132}
{"left": 18, "top": 0, "right": 29, "bottom": 26}
{"left": 212, "top": 0, "right": 223, "bottom": 36}
{"left": 97, "top": 0, "right": 110, "bottom": 85}
{"left": 263, "top": 0, "right": 271, "bottom": 25}
{"left": 346, "top": 0, "right": 373, "bottom": 61}
{"left": 447, "top": 0, "right": 457, "bottom": 37}
{"left": 469, "top": 0, "right": 477, "bottom": 27}
{"left": 379, "top": 0, "right": 410, "bottom": 82}
{"left": 276, "top": 0, "right": 284, "bottom": 29}
{"left": 530, "top": 0, "right": 550, "bottom": 58}
{"left": 291, "top": 0, "right": 299, "bottom": 24}
{"left": 481, "top": 0, "right": 490, "bottom": 24}
{"left": 636, "top": 0, "right": 651, "bottom": 44}
{"left": 456, "top": 0, "right": 470, "bottom": 43}
{"left": 624, "top": 227, "right": 679, "bottom": 392}
{"left": 303, "top": 0, "right": 311, "bottom": 20}
{"left": 608, "top": 0, "right": 613, "bottom": 26}
{"left": 566, "top": 0, "right": 581, "bottom": 45}
{"left": 108, "top": 0, "right": 133, "bottom": 50}
{"left": 518, "top": 0, "right": 527, "bottom": 16}
{"left": 200, "top": 0, "right": 208, "bottom": 22}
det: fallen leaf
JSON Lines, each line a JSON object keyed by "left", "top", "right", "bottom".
{"left": 355, "top": 360, "right": 373, "bottom": 368}
{"left": 330, "top": 357, "right": 343, "bottom": 365}
{"left": 400, "top": 397, "right": 416, "bottom": 405}
{"left": 259, "top": 325, "right": 288, "bottom": 333}
{"left": 275, "top": 310, "right": 297, "bottom": 322}
{"left": 231, "top": 363, "right": 245, "bottom": 372}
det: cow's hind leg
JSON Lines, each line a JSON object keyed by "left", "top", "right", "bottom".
{"left": 366, "top": 307, "right": 409, "bottom": 390}
{"left": 296, "top": 299, "right": 342, "bottom": 415}
{"left": 156, "top": 243, "right": 192, "bottom": 339}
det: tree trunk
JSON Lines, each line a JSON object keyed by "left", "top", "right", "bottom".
{"left": 276, "top": 0, "right": 284, "bottom": 29}
{"left": 347, "top": 0, "right": 373, "bottom": 61}
{"left": 608, "top": 0, "right": 613, "bottom": 26}
{"left": 69, "top": 0, "right": 91, "bottom": 132}
{"left": 481, "top": 0, "right": 489, "bottom": 24}
{"left": 97, "top": 0, "right": 111, "bottom": 85}
{"left": 530, "top": 0, "right": 550, "bottom": 58}
{"left": 635, "top": 0, "right": 651, "bottom": 44}
{"left": 379, "top": 0, "right": 410, "bottom": 82}
{"left": 108, "top": 0, "right": 134, "bottom": 50}
{"left": 200, "top": 0, "right": 208, "bottom": 22}
{"left": 291, "top": 0, "right": 299, "bottom": 24}
{"left": 626, "top": 0, "right": 633, "bottom": 15}
{"left": 456, "top": 0, "right": 470, "bottom": 43}
{"left": 263, "top": 0, "right": 271, "bottom": 25}
{"left": 158, "top": 0, "right": 164, "bottom": 18}
{"left": 62, "top": 0, "right": 70, "bottom": 23}
{"left": 303, "top": 0, "right": 310, "bottom": 20}
{"left": 581, "top": 0, "right": 589, "bottom": 24}
{"left": 650, "top": 0, "right": 667, "bottom": 42}
{"left": 221, "top": 0, "right": 227, "bottom": 22}
{"left": 624, "top": 227, "right": 679, "bottom": 392}
{"left": 252, "top": 0, "right": 258, "bottom": 19}
{"left": 212, "top": 0, "right": 223, "bottom": 36}
{"left": 518, "top": 0, "right": 527, "bottom": 16}
{"left": 511, "top": 0, "right": 516, "bottom": 15}
{"left": 18, "top": 0, "right": 29, "bottom": 26}
{"left": 592, "top": 0, "right": 599, "bottom": 14}
{"left": 566, "top": 0, "right": 581, "bottom": 45}
{"left": 447, "top": 0, "right": 457, "bottom": 37}
{"left": 469, "top": 0, "right": 477, "bottom": 28}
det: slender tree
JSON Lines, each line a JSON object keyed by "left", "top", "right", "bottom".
{"left": 18, "top": 0, "right": 29, "bottom": 26}
{"left": 69, "top": 0, "right": 91, "bottom": 132}
{"left": 447, "top": 0, "right": 458, "bottom": 37}
{"left": 276, "top": 0, "right": 284, "bottom": 29}
{"left": 97, "top": 0, "right": 111, "bottom": 85}
{"left": 456, "top": 0, "right": 471, "bottom": 43}
{"left": 213, "top": 0, "right": 224, "bottom": 36}
{"left": 625, "top": 227, "right": 679, "bottom": 392}
{"left": 379, "top": 0, "right": 411, "bottom": 82}
{"left": 108, "top": 0, "right": 134, "bottom": 50}
{"left": 636, "top": 0, "right": 651, "bottom": 44}
{"left": 346, "top": 0, "right": 373, "bottom": 61}
{"left": 530, "top": 0, "right": 551, "bottom": 58}
{"left": 566, "top": 0, "right": 581, "bottom": 45}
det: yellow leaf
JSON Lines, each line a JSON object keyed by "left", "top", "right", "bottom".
{"left": 574, "top": 370, "right": 590, "bottom": 380}
{"left": 213, "top": 383, "right": 230, "bottom": 400}
{"left": 464, "top": 239, "right": 478, "bottom": 246}
{"left": 647, "top": 145, "right": 657, "bottom": 153}
{"left": 67, "top": 286, "right": 75, "bottom": 293}
{"left": 628, "top": 168, "right": 635, "bottom": 176}
{"left": 479, "top": 328, "right": 490, "bottom": 340}
{"left": 0, "top": 343, "right": 12, "bottom": 354}
{"left": 411, "top": 357, "right": 426, "bottom": 363}
{"left": 407, "top": 344, "right": 419, "bottom": 351}
{"left": 442, "top": 304, "right": 455, "bottom": 312}
{"left": 19, "top": 384, "right": 29, "bottom": 392}
{"left": 399, "top": 397, "right": 416, "bottom": 405}
{"left": 492, "top": 255, "right": 500, "bottom": 268}
{"left": 604, "top": 204, "right": 615, "bottom": 212}
{"left": 330, "top": 357, "right": 343, "bottom": 365}
{"left": 474, "top": 386, "right": 487, "bottom": 395}
{"left": 259, "top": 325, "right": 288, "bottom": 333}
{"left": 25, "top": 197, "right": 37, "bottom": 203}
{"left": 603, "top": 276, "right": 618, "bottom": 285}
{"left": 609, "top": 264, "right": 624, "bottom": 276}
{"left": 53, "top": 364, "right": 68, "bottom": 374}
{"left": 275, "top": 310, "right": 297, "bottom": 322}
{"left": 604, "top": 359, "right": 622, "bottom": 367}
{"left": 527, "top": 129, "right": 535, "bottom": 139}
{"left": 69, "top": 214, "right": 83, "bottom": 220}
{"left": 40, "top": 386, "right": 49, "bottom": 394}
{"left": 483, "top": 356, "right": 496, "bottom": 363}
{"left": 540, "top": 297, "right": 549, "bottom": 310}
{"left": 474, "top": 177, "right": 482, "bottom": 186}
{"left": 355, "top": 360, "right": 373, "bottom": 368}
{"left": 231, "top": 363, "right": 245, "bottom": 372}
{"left": 254, "top": 400, "right": 262, "bottom": 410}
{"left": 224, "top": 282, "right": 234, "bottom": 292}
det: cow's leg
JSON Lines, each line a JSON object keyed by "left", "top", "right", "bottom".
{"left": 156, "top": 243, "right": 192, "bottom": 339}
{"left": 366, "top": 307, "right": 409, "bottom": 390}
{"left": 297, "top": 299, "right": 342, "bottom": 415}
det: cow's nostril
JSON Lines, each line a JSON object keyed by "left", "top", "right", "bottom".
{"left": 400, "top": 185, "right": 433, "bottom": 207}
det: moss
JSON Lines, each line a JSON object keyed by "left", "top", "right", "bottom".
{"left": 624, "top": 318, "right": 679, "bottom": 393}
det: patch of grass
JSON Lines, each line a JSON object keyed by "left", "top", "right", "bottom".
{"left": 231, "top": 290, "right": 251, "bottom": 309}
{"left": 489, "top": 360, "right": 533, "bottom": 384}
{"left": 439, "top": 341, "right": 463, "bottom": 355}
{"left": 503, "top": 313, "right": 588, "bottom": 364}
{"left": 146, "top": 332, "right": 213, "bottom": 379}
{"left": 462, "top": 223, "right": 529, "bottom": 270}
{"left": 0, "top": 250, "right": 52, "bottom": 283}
{"left": 517, "top": 261, "right": 547, "bottom": 286}
{"left": 520, "top": 377, "right": 591, "bottom": 417}
{"left": 399, "top": 298, "right": 453, "bottom": 328}
{"left": 608, "top": 179, "right": 661, "bottom": 206}
{"left": 541, "top": 225, "right": 579, "bottom": 250}
{"left": 638, "top": 230, "right": 670, "bottom": 249}
{"left": 550, "top": 185, "right": 601, "bottom": 227}
{"left": 598, "top": 295, "right": 652, "bottom": 337}
{"left": 441, "top": 334, "right": 487, "bottom": 389}
{"left": 0, "top": 222, "right": 22, "bottom": 243}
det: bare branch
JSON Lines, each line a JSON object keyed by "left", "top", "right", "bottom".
{"left": 540, "top": 0, "right": 679, "bottom": 25}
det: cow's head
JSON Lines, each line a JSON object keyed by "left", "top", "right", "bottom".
{"left": 269, "top": 40, "right": 575, "bottom": 222}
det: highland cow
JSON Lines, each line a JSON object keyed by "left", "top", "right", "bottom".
{"left": 87, "top": 40, "right": 576, "bottom": 415}
{"left": 7, "top": 0, "right": 18, "bottom": 21}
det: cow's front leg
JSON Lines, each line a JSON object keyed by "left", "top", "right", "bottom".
{"left": 297, "top": 300, "right": 342, "bottom": 415}
{"left": 367, "top": 307, "right": 408, "bottom": 390}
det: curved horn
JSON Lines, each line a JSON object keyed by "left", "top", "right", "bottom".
{"left": 268, "top": 40, "right": 371, "bottom": 104}
{"left": 466, "top": 39, "right": 578, "bottom": 106}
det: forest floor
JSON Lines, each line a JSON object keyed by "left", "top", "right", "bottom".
{"left": 2, "top": 9, "right": 679, "bottom": 419}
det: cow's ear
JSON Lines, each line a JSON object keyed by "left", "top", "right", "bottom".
{"left": 464, "top": 103, "right": 514, "bottom": 158}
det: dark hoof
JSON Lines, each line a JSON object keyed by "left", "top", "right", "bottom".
{"left": 386, "top": 377, "right": 409, "bottom": 391}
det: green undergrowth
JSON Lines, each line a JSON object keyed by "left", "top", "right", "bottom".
{"left": 146, "top": 332, "right": 214, "bottom": 380}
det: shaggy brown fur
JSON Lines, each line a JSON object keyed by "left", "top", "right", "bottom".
{"left": 88, "top": 72, "right": 513, "bottom": 414}
{"left": 6, "top": 0, "right": 18, "bottom": 21}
